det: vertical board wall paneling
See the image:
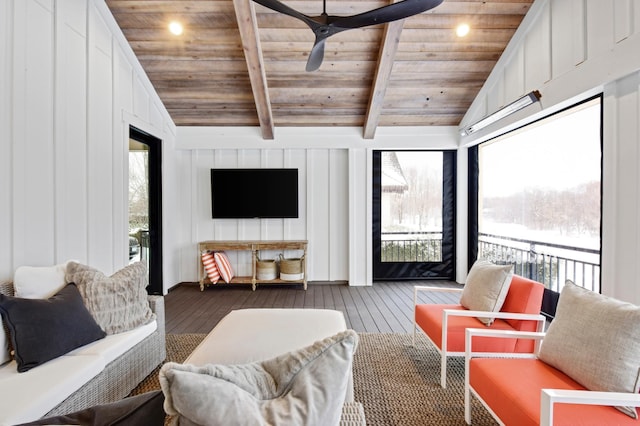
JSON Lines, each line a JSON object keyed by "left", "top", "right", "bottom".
{"left": 287, "top": 149, "right": 307, "bottom": 243}
{"left": 504, "top": 48, "right": 525, "bottom": 102}
{"left": 348, "top": 148, "right": 368, "bottom": 286}
{"left": 55, "top": 0, "right": 88, "bottom": 263}
{"left": 586, "top": 0, "right": 615, "bottom": 59}
{"left": 329, "top": 149, "right": 349, "bottom": 281}
{"left": 551, "top": 0, "right": 586, "bottom": 79}
{"left": 486, "top": 71, "right": 505, "bottom": 117}
{"left": 87, "top": 3, "right": 113, "bottom": 272}
{"left": 260, "top": 149, "right": 284, "bottom": 242}
{"left": 309, "top": 149, "right": 331, "bottom": 280}
{"left": 0, "top": 0, "right": 13, "bottom": 278}
{"left": 133, "top": 75, "right": 150, "bottom": 123}
{"left": 524, "top": 1, "right": 551, "bottom": 89}
{"left": 613, "top": 0, "right": 633, "bottom": 43}
{"left": 190, "top": 150, "right": 202, "bottom": 277}
{"left": 111, "top": 43, "right": 127, "bottom": 266}
{"left": 197, "top": 150, "right": 215, "bottom": 242}
{"left": 13, "top": 0, "right": 55, "bottom": 267}
{"left": 114, "top": 46, "right": 136, "bottom": 267}
{"left": 609, "top": 72, "right": 640, "bottom": 302}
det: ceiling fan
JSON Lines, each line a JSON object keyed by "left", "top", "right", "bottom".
{"left": 251, "top": 0, "right": 444, "bottom": 71}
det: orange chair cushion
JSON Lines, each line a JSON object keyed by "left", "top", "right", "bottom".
{"left": 501, "top": 275, "right": 545, "bottom": 331}
{"left": 470, "top": 358, "right": 638, "bottom": 426}
{"left": 415, "top": 304, "right": 518, "bottom": 353}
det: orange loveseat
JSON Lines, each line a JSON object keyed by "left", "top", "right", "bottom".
{"left": 464, "top": 328, "right": 640, "bottom": 425}
{"left": 414, "top": 274, "right": 545, "bottom": 387}
{"left": 465, "top": 281, "right": 640, "bottom": 426}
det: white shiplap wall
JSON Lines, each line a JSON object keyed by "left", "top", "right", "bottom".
{"left": 458, "top": 0, "right": 640, "bottom": 304}
{"left": 174, "top": 127, "right": 459, "bottom": 285}
{"left": 0, "top": 0, "right": 178, "bottom": 292}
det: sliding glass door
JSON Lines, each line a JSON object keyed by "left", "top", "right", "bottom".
{"left": 373, "top": 150, "right": 456, "bottom": 280}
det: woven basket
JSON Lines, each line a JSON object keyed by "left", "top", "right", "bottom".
{"left": 279, "top": 254, "right": 304, "bottom": 280}
{"left": 256, "top": 256, "right": 277, "bottom": 280}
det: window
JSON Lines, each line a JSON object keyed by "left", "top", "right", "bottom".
{"left": 476, "top": 97, "right": 602, "bottom": 293}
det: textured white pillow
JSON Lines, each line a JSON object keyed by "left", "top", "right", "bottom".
{"left": 460, "top": 259, "right": 514, "bottom": 325}
{"left": 14, "top": 262, "right": 69, "bottom": 299}
{"left": 65, "top": 262, "right": 155, "bottom": 335}
{"left": 539, "top": 281, "right": 640, "bottom": 419}
{"left": 160, "top": 330, "right": 358, "bottom": 426}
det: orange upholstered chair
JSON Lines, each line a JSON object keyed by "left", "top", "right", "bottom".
{"left": 414, "top": 274, "right": 545, "bottom": 388}
{"left": 464, "top": 282, "right": 640, "bottom": 425}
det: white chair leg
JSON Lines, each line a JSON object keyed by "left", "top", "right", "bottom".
{"left": 440, "top": 352, "right": 447, "bottom": 388}
{"left": 464, "top": 385, "right": 471, "bottom": 424}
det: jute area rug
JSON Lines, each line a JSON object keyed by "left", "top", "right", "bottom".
{"left": 131, "top": 333, "right": 497, "bottom": 426}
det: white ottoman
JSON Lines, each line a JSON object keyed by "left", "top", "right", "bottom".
{"left": 185, "top": 308, "right": 354, "bottom": 402}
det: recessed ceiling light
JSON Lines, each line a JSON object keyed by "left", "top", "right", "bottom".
{"left": 169, "top": 21, "right": 183, "bottom": 36}
{"left": 456, "top": 23, "right": 470, "bottom": 37}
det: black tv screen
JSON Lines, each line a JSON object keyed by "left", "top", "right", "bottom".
{"left": 211, "top": 168, "right": 299, "bottom": 219}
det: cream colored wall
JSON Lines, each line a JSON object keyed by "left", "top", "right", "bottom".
{"left": 0, "top": 0, "right": 179, "bottom": 293}
{"left": 458, "top": 0, "right": 640, "bottom": 304}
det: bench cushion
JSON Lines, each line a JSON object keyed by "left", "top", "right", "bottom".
{"left": 67, "top": 319, "right": 156, "bottom": 364}
{"left": 0, "top": 354, "right": 105, "bottom": 426}
{"left": 416, "top": 304, "right": 521, "bottom": 353}
{"left": 470, "top": 358, "right": 639, "bottom": 426}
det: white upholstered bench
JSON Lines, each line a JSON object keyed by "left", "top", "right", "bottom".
{"left": 185, "top": 308, "right": 364, "bottom": 425}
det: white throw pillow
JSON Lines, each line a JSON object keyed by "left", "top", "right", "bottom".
{"left": 14, "top": 262, "right": 70, "bottom": 299}
{"left": 538, "top": 281, "right": 640, "bottom": 419}
{"left": 459, "top": 259, "right": 513, "bottom": 325}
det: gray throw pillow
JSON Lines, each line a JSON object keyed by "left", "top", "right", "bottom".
{"left": 160, "top": 329, "right": 358, "bottom": 426}
{"left": 538, "top": 281, "right": 640, "bottom": 419}
{"left": 65, "top": 262, "right": 155, "bottom": 335}
{"left": 0, "top": 284, "right": 106, "bottom": 372}
{"left": 460, "top": 259, "right": 514, "bottom": 325}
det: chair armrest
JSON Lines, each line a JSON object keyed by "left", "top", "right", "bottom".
{"left": 446, "top": 310, "right": 546, "bottom": 354}
{"left": 444, "top": 309, "right": 545, "bottom": 323}
{"left": 464, "top": 328, "right": 545, "bottom": 361}
{"left": 540, "top": 389, "right": 640, "bottom": 426}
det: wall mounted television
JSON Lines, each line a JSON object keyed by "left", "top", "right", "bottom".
{"left": 210, "top": 168, "right": 299, "bottom": 219}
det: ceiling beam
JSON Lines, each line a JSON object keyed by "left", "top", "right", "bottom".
{"left": 363, "top": 17, "right": 405, "bottom": 139}
{"left": 233, "top": 0, "right": 275, "bottom": 140}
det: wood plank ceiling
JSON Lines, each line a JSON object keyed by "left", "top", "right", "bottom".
{"left": 106, "top": 0, "right": 534, "bottom": 139}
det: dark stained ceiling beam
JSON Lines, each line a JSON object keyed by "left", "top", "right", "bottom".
{"left": 233, "top": 0, "right": 275, "bottom": 139}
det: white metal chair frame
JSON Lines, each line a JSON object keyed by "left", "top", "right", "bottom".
{"left": 413, "top": 285, "right": 545, "bottom": 388}
{"left": 464, "top": 328, "right": 640, "bottom": 426}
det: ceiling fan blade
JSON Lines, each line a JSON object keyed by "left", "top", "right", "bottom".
{"left": 328, "top": 0, "right": 444, "bottom": 29}
{"left": 306, "top": 38, "right": 327, "bottom": 72}
{"left": 251, "top": 0, "right": 320, "bottom": 29}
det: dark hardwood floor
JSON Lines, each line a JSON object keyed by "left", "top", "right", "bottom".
{"left": 165, "top": 281, "right": 461, "bottom": 334}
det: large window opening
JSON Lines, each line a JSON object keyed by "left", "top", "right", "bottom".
{"left": 475, "top": 97, "right": 602, "bottom": 303}
{"left": 373, "top": 150, "right": 456, "bottom": 280}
